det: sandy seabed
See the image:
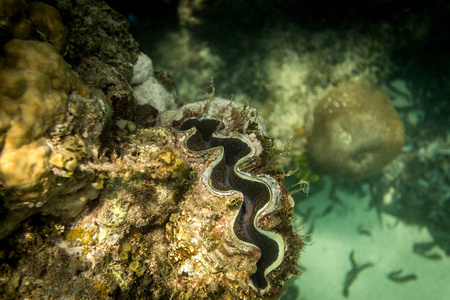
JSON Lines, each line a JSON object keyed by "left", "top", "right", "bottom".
{"left": 284, "top": 179, "right": 450, "bottom": 300}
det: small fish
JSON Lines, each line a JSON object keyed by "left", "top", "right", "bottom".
{"left": 387, "top": 269, "right": 417, "bottom": 283}
{"left": 357, "top": 225, "right": 372, "bottom": 236}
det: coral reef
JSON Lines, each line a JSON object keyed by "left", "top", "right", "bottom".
{"left": 0, "top": 99, "right": 302, "bottom": 299}
{"left": 0, "top": 1, "right": 304, "bottom": 298}
{"left": 56, "top": 0, "right": 140, "bottom": 120}
{"left": 0, "top": 4, "right": 304, "bottom": 295}
{"left": 306, "top": 79, "right": 405, "bottom": 180}
{"left": 0, "top": 0, "right": 151, "bottom": 239}
{"left": 0, "top": 37, "right": 104, "bottom": 237}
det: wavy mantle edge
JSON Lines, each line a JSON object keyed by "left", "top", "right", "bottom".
{"left": 180, "top": 120, "right": 286, "bottom": 294}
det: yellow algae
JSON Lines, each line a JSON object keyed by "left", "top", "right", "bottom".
{"left": 65, "top": 228, "right": 93, "bottom": 246}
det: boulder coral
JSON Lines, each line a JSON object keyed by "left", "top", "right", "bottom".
{"left": 0, "top": 39, "right": 104, "bottom": 238}
{"left": 0, "top": 0, "right": 143, "bottom": 239}
{"left": 0, "top": 39, "right": 89, "bottom": 192}
{"left": 307, "top": 79, "right": 405, "bottom": 180}
{"left": 0, "top": 0, "right": 68, "bottom": 52}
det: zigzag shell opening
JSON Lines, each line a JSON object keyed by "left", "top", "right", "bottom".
{"left": 153, "top": 99, "right": 303, "bottom": 298}
{"left": 177, "top": 117, "right": 286, "bottom": 293}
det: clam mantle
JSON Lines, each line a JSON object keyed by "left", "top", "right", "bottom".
{"left": 157, "top": 99, "right": 304, "bottom": 298}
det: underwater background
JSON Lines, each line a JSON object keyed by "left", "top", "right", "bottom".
{"left": 0, "top": 0, "right": 449, "bottom": 299}
{"left": 126, "top": 1, "right": 450, "bottom": 299}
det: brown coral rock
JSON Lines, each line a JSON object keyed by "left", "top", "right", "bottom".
{"left": 0, "top": 39, "right": 89, "bottom": 192}
{"left": 0, "top": 39, "right": 101, "bottom": 238}
{"left": 0, "top": 1, "right": 68, "bottom": 52}
{"left": 28, "top": 2, "right": 68, "bottom": 52}
{"left": 0, "top": 0, "right": 31, "bottom": 41}
{"left": 307, "top": 79, "right": 405, "bottom": 180}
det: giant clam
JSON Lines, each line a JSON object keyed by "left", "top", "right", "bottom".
{"left": 157, "top": 99, "right": 303, "bottom": 298}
